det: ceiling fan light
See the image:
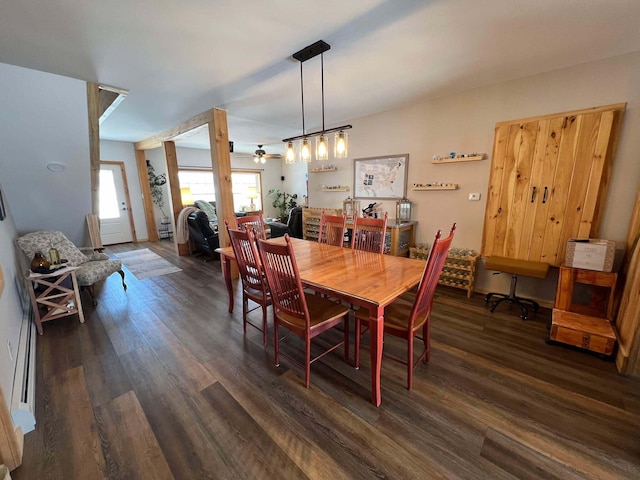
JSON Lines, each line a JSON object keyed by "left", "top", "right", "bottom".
{"left": 334, "top": 131, "right": 348, "bottom": 158}
{"left": 260, "top": 156, "right": 266, "bottom": 164}
{"left": 285, "top": 141, "right": 296, "bottom": 164}
{"left": 300, "top": 138, "right": 311, "bottom": 163}
{"left": 316, "top": 134, "right": 329, "bottom": 161}
{"left": 254, "top": 155, "right": 260, "bottom": 164}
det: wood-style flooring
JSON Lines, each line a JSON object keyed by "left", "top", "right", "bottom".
{"left": 12, "top": 240, "right": 640, "bottom": 479}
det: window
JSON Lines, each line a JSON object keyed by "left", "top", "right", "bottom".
{"left": 232, "top": 171, "right": 262, "bottom": 212}
{"left": 177, "top": 168, "right": 262, "bottom": 212}
{"left": 178, "top": 169, "right": 216, "bottom": 203}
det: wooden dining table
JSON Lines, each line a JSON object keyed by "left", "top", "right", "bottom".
{"left": 216, "top": 236, "right": 427, "bottom": 406}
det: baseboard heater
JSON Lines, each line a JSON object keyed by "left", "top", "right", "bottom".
{"left": 11, "top": 305, "right": 36, "bottom": 434}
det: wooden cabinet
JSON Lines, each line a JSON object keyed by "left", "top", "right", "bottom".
{"left": 550, "top": 266, "right": 618, "bottom": 355}
{"left": 482, "top": 103, "right": 625, "bottom": 267}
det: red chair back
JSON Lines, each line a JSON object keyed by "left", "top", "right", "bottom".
{"left": 236, "top": 213, "right": 267, "bottom": 240}
{"left": 226, "top": 221, "right": 266, "bottom": 296}
{"left": 318, "top": 211, "right": 347, "bottom": 247}
{"left": 352, "top": 212, "right": 388, "bottom": 254}
{"left": 257, "top": 235, "right": 310, "bottom": 331}
{"left": 409, "top": 223, "right": 456, "bottom": 329}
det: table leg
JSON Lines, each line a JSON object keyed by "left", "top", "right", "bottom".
{"left": 369, "top": 308, "right": 384, "bottom": 407}
{"left": 221, "top": 255, "right": 234, "bottom": 313}
{"left": 70, "top": 271, "right": 85, "bottom": 324}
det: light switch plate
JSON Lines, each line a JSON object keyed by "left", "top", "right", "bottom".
{"left": 469, "top": 193, "right": 481, "bottom": 201}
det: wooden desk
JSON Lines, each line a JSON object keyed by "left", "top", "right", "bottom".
{"left": 27, "top": 266, "right": 85, "bottom": 335}
{"left": 217, "top": 237, "right": 426, "bottom": 406}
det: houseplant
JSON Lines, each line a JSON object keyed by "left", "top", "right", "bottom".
{"left": 147, "top": 160, "right": 168, "bottom": 221}
{"left": 268, "top": 189, "right": 298, "bottom": 222}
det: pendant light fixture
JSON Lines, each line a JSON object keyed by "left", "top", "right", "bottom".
{"left": 283, "top": 40, "right": 352, "bottom": 161}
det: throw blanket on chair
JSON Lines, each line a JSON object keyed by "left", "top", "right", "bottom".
{"left": 176, "top": 207, "right": 199, "bottom": 243}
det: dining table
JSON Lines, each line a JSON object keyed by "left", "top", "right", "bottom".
{"left": 216, "top": 236, "right": 427, "bottom": 406}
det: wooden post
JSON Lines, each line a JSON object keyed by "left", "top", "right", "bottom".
{"left": 135, "top": 149, "right": 159, "bottom": 241}
{"left": 208, "top": 109, "right": 234, "bottom": 248}
{"left": 163, "top": 141, "right": 189, "bottom": 255}
{"left": 86, "top": 82, "right": 100, "bottom": 216}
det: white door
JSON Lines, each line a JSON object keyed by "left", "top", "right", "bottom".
{"left": 99, "top": 163, "right": 133, "bottom": 245}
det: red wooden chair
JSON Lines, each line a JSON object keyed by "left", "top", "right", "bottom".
{"left": 318, "top": 210, "right": 347, "bottom": 247}
{"left": 236, "top": 212, "right": 267, "bottom": 240}
{"left": 355, "top": 223, "right": 456, "bottom": 389}
{"left": 256, "top": 234, "right": 350, "bottom": 388}
{"left": 226, "top": 222, "right": 271, "bottom": 346}
{"left": 351, "top": 212, "right": 388, "bottom": 254}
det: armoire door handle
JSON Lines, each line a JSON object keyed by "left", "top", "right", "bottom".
{"left": 530, "top": 186, "right": 537, "bottom": 203}
{"left": 542, "top": 186, "right": 548, "bottom": 204}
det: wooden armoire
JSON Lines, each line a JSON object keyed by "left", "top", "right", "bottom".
{"left": 482, "top": 103, "right": 626, "bottom": 267}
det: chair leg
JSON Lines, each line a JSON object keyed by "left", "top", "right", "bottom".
{"left": 242, "top": 294, "right": 248, "bottom": 335}
{"left": 343, "top": 317, "right": 349, "bottom": 361}
{"left": 305, "top": 336, "right": 311, "bottom": 388}
{"left": 86, "top": 285, "right": 97, "bottom": 306}
{"left": 118, "top": 270, "right": 127, "bottom": 291}
{"left": 423, "top": 316, "right": 431, "bottom": 364}
{"left": 407, "top": 334, "right": 414, "bottom": 390}
{"left": 261, "top": 303, "right": 268, "bottom": 347}
{"left": 355, "top": 317, "right": 362, "bottom": 369}
{"left": 274, "top": 322, "right": 280, "bottom": 367}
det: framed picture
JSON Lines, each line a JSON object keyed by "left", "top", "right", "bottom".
{"left": 353, "top": 154, "right": 409, "bottom": 199}
{"left": 0, "top": 185, "right": 6, "bottom": 221}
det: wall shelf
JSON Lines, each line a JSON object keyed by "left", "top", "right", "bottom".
{"left": 310, "top": 167, "right": 337, "bottom": 173}
{"left": 432, "top": 154, "right": 485, "bottom": 164}
{"left": 411, "top": 185, "right": 459, "bottom": 191}
{"left": 320, "top": 187, "right": 350, "bottom": 192}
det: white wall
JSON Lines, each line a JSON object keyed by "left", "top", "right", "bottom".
{"left": 308, "top": 52, "right": 640, "bottom": 303}
{"left": 0, "top": 63, "right": 91, "bottom": 245}
{"left": 100, "top": 140, "right": 149, "bottom": 241}
{"left": 0, "top": 186, "right": 26, "bottom": 404}
{"left": 0, "top": 61, "right": 92, "bottom": 405}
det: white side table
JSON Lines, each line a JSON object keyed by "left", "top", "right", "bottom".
{"left": 27, "top": 266, "right": 85, "bottom": 335}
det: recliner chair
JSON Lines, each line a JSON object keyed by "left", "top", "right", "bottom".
{"left": 267, "top": 207, "right": 303, "bottom": 239}
{"left": 187, "top": 211, "right": 219, "bottom": 261}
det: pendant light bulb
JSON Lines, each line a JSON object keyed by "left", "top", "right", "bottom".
{"left": 285, "top": 141, "right": 296, "bottom": 164}
{"left": 334, "top": 131, "right": 348, "bottom": 158}
{"left": 316, "top": 134, "right": 329, "bottom": 161}
{"left": 300, "top": 138, "right": 311, "bottom": 163}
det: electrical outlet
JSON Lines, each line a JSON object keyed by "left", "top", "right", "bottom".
{"left": 469, "top": 193, "right": 481, "bottom": 201}
{"left": 7, "top": 340, "right": 13, "bottom": 362}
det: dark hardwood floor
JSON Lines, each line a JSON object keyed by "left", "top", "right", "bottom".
{"left": 12, "top": 240, "right": 640, "bottom": 479}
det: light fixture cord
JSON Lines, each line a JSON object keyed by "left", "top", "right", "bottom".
{"left": 321, "top": 51, "right": 325, "bottom": 131}
{"left": 300, "top": 61, "right": 305, "bottom": 135}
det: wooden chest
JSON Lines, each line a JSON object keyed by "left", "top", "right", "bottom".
{"left": 550, "top": 309, "right": 616, "bottom": 355}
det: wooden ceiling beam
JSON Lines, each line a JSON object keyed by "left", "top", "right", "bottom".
{"left": 134, "top": 110, "right": 214, "bottom": 151}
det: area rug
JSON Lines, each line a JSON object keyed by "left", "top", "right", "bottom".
{"left": 114, "top": 248, "right": 182, "bottom": 280}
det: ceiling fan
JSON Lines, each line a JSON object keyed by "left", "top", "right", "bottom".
{"left": 253, "top": 145, "right": 282, "bottom": 164}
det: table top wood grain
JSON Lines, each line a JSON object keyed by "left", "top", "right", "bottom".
{"left": 218, "top": 236, "right": 426, "bottom": 309}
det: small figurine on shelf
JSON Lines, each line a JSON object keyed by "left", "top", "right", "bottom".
{"left": 362, "top": 203, "right": 377, "bottom": 218}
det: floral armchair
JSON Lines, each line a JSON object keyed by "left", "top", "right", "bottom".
{"left": 17, "top": 230, "right": 126, "bottom": 306}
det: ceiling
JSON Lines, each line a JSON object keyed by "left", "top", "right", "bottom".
{"left": 2, "top": 0, "right": 640, "bottom": 155}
